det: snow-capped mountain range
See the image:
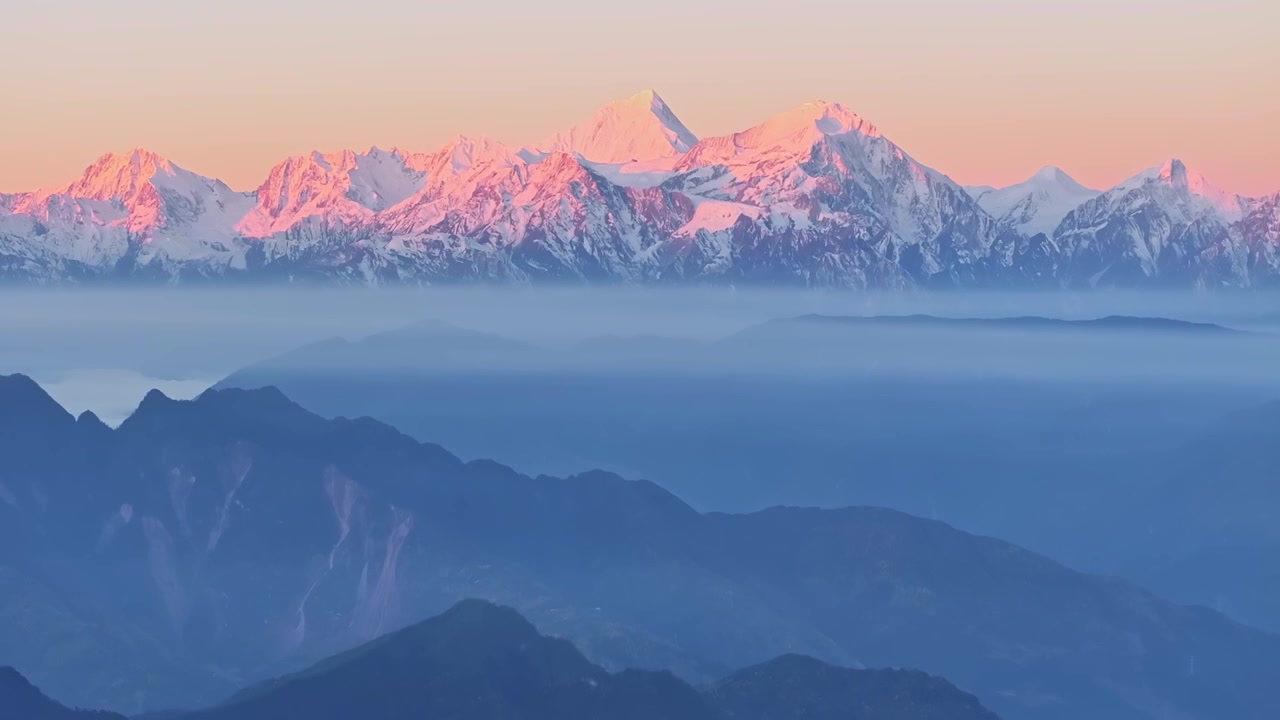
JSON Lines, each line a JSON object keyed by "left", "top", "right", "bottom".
{"left": 1, "top": 90, "right": 1275, "bottom": 288}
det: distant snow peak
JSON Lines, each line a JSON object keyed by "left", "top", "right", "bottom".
{"left": 1030, "top": 165, "right": 1078, "bottom": 186}
{"left": 693, "top": 100, "right": 884, "bottom": 166}
{"left": 972, "top": 166, "right": 1100, "bottom": 237}
{"left": 434, "top": 135, "right": 519, "bottom": 174}
{"left": 1158, "top": 159, "right": 1238, "bottom": 213}
{"left": 538, "top": 89, "right": 699, "bottom": 164}
{"left": 36, "top": 146, "right": 253, "bottom": 234}
{"left": 62, "top": 148, "right": 179, "bottom": 201}
{"left": 240, "top": 147, "right": 428, "bottom": 236}
{"left": 622, "top": 88, "right": 666, "bottom": 112}
{"left": 797, "top": 101, "right": 879, "bottom": 138}
{"left": 96, "top": 147, "right": 168, "bottom": 170}
{"left": 1122, "top": 157, "right": 1203, "bottom": 195}
{"left": 768, "top": 101, "right": 879, "bottom": 141}
{"left": 1122, "top": 158, "right": 1247, "bottom": 222}
{"left": 1126, "top": 158, "right": 1208, "bottom": 193}
{"left": 1032, "top": 165, "right": 1064, "bottom": 180}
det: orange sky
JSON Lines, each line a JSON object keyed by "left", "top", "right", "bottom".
{"left": 2, "top": 0, "right": 1277, "bottom": 196}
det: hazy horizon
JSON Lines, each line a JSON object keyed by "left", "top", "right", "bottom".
{"left": 6, "top": 286, "right": 1280, "bottom": 424}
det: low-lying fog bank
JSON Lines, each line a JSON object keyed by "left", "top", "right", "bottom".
{"left": 4, "top": 285, "right": 1280, "bottom": 421}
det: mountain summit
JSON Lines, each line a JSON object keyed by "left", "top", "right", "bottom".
{"left": 738, "top": 100, "right": 881, "bottom": 149}
{"left": 1046, "top": 158, "right": 1258, "bottom": 283}
{"left": 4, "top": 147, "right": 255, "bottom": 269}
{"left": 239, "top": 147, "right": 426, "bottom": 237}
{"left": 58, "top": 148, "right": 180, "bottom": 201}
{"left": 536, "top": 89, "right": 699, "bottom": 163}
{"left": 12, "top": 149, "right": 253, "bottom": 236}
{"left": 970, "top": 166, "right": 1100, "bottom": 237}
{"left": 1124, "top": 158, "right": 1250, "bottom": 222}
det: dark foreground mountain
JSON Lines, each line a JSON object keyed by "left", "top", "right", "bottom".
{"left": 173, "top": 600, "right": 998, "bottom": 720}
{"left": 3, "top": 374, "right": 1279, "bottom": 720}
{"left": 2, "top": 601, "right": 997, "bottom": 720}
{"left": 0, "top": 667, "right": 124, "bottom": 720}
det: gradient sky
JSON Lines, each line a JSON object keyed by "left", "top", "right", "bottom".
{"left": 3, "top": 0, "right": 1276, "bottom": 196}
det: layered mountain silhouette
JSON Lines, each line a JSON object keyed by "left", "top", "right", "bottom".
{"left": 1, "top": 93, "right": 1275, "bottom": 287}
{"left": 214, "top": 311, "right": 1276, "bottom": 499}
{"left": 217, "top": 312, "right": 1256, "bottom": 381}
{"left": 3, "top": 374, "right": 1280, "bottom": 720}
{"left": 2, "top": 601, "right": 997, "bottom": 720}
{"left": 213, "top": 316, "right": 1280, "bottom": 637}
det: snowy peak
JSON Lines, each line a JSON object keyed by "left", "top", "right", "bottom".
{"left": 774, "top": 101, "right": 879, "bottom": 138}
{"left": 613, "top": 89, "right": 675, "bottom": 118}
{"left": 1050, "top": 158, "right": 1260, "bottom": 282}
{"left": 624, "top": 88, "right": 663, "bottom": 107}
{"left": 1030, "top": 165, "right": 1090, "bottom": 190}
{"left": 522, "top": 151, "right": 598, "bottom": 192}
{"left": 537, "top": 89, "right": 698, "bottom": 164}
{"left": 11, "top": 148, "right": 254, "bottom": 239}
{"left": 53, "top": 148, "right": 239, "bottom": 207}
{"left": 1032, "top": 165, "right": 1067, "bottom": 181}
{"left": 376, "top": 136, "right": 528, "bottom": 237}
{"left": 59, "top": 148, "right": 181, "bottom": 201}
{"left": 413, "top": 135, "right": 524, "bottom": 197}
{"left": 664, "top": 99, "right": 997, "bottom": 262}
{"left": 740, "top": 101, "right": 880, "bottom": 150}
{"left": 1122, "top": 158, "right": 1201, "bottom": 193}
{"left": 972, "top": 166, "right": 1100, "bottom": 236}
{"left": 680, "top": 100, "right": 883, "bottom": 169}
{"left": 1117, "top": 158, "right": 1248, "bottom": 223}
{"left": 241, "top": 147, "right": 426, "bottom": 236}
{"left": 427, "top": 135, "right": 522, "bottom": 176}
{"left": 1157, "top": 159, "right": 1244, "bottom": 218}
{"left": 303, "top": 147, "right": 424, "bottom": 208}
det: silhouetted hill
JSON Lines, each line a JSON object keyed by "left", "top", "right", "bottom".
{"left": 0, "top": 667, "right": 125, "bottom": 720}
{"left": 773, "top": 313, "right": 1241, "bottom": 334}
{"left": 710, "top": 654, "right": 998, "bottom": 720}
{"left": 3, "top": 374, "right": 1279, "bottom": 720}
{"left": 178, "top": 601, "right": 997, "bottom": 720}
{"left": 4, "top": 601, "right": 1001, "bottom": 720}
{"left": 183, "top": 600, "right": 710, "bottom": 720}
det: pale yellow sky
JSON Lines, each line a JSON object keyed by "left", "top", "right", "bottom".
{"left": 2, "top": 0, "right": 1276, "bottom": 195}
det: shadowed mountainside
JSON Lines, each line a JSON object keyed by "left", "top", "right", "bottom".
{"left": 2, "top": 373, "right": 1279, "bottom": 720}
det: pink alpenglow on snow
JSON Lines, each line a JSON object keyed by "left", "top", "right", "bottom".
{"left": 1, "top": 90, "right": 1277, "bottom": 287}
{"left": 533, "top": 90, "right": 699, "bottom": 164}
